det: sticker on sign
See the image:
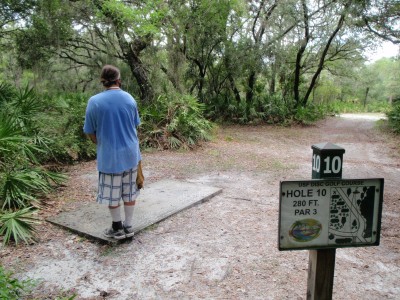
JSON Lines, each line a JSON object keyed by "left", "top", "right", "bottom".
{"left": 278, "top": 178, "right": 384, "bottom": 251}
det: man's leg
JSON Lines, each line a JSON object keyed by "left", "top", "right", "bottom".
{"left": 98, "top": 172, "right": 126, "bottom": 239}
{"left": 109, "top": 205, "right": 123, "bottom": 231}
{"left": 122, "top": 201, "right": 136, "bottom": 237}
{"left": 122, "top": 167, "right": 139, "bottom": 237}
{"left": 103, "top": 204, "right": 126, "bottom": 239}
{"left": 123, "top": 201, "right": 135, "bottom": 228}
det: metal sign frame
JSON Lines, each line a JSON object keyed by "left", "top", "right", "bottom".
{"left": 279, "top": 178, "right": 384, "bottom": 251}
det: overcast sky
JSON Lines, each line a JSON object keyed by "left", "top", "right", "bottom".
{"left": 366, "top": 41, "right": 399, "bottom": 62}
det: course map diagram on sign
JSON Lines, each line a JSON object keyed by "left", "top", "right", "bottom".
{"left": 328, "top": 185, "right": 376, "bottom": 245}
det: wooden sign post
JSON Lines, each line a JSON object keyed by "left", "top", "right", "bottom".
{"left": 308, "top": 142, "right": 345, "bottom": 300}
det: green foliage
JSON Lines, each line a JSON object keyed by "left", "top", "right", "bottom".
{"left": 140, "top": 93, "right": 214, "bottom": 149}
{"left": 41, "top": 93, "right": 96, "bottom": 162}
{"left": 14, "top": 0, "right": 73, "bottom": 69}
{"left": 0, "top": 265, "right": 33, "bottom": 299}
{"left": 262, "top": 96, "right": 294, "bottom": 124}
{"left": 364, "top": 101, "right": 392, "bottom": 113}
{"left": 321, "top": 58, "right": 400, "bottom": 107}
{"left": 0, "top": 84, "right": 52, "bottom": 165}
{"left": 312, "top": 74, "right": 342, "bottom": 104}
{"left": 1, "top": 90, "right": 93, "bottom": 163}
{"left": 387, "top": 104, "right": 400, "bottom": 134}
{"left": 294, "top": 104, "right": 328, "bottom": 125}
{"left": 0, "top": 82, "right": 66, "bottom": 245}
{"left": 60, "top": 94, "right": 96, "bottom": 160}
{"left": 0, "top": 115, "right": 40, "bottom": 165}
{"left": 361, "top": 58, "right": 400, "bottom": 103}
{"left": 326, "top": 101, "right": 363, "bottom": 113}
{"left": 327, "top": 100, "right": 392, "bottom": 114}
{"left": 0, "top": 82, "right": 17, "bottom": 104}
{"left": 206, "top": 93, "right": 293, "bottom": 125}
{"left": 1, "top": 168, "right": 64, "bottom": 210}
{"left": 2, "top": 0, "right": 399, "bottom": 123}
{"left": 0, "top": 113, "right": 64, "bottom": 211}
{"left": 0, "top": 207, "right": 40, "bottom": 245}
{"left": 100, "top": 0, "right": 166, "bottom": 35}
{"left": 0, "top": 265, "right": 77, "bottom": 299}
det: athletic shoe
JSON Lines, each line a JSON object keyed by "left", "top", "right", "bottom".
{"left": 124, "top": 226, "right": 135, "bottom": 238}
{"left": 103, "top": 227, "right": 126, "bottom": 240}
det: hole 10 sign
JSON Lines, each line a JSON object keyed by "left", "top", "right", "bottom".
{"left": 311, "top": 142, "right": 345, "bottom": 179}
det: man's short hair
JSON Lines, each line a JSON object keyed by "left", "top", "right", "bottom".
{"left": 100, "top": 65, "right": 120, "bottom": 87}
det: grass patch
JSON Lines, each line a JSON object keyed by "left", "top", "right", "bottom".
{"left": 269, "top": 160, "right": 299, "bottom": 171}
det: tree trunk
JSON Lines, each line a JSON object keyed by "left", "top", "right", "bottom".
{"left": 229, "top": 75, "right": 241, "bottom": 103}
{"left": 300, "top": 2, "right": 350, "bottom": 107}
{"left": 116, "top": 33, "right": 155, "bottom": 105}
{"left": 197, "top": 65, "right": 206, "bottom": 102}
{"left": 126, "top": 52, "right": 154, "bottom": 105}
{"left": 245, "top": 1, "right": 278, "bottom": 104}
{"left": 224, "top": 48, "right": 242, "bottom": 103}
{"left": 364, "top": 87, "right": 369, "bottom": 108}
{"left": 294, "top": 0, "right": 309, "bottom": 107}
{"left": 269, "top": 61, "right": 276, "bottom": 94}
{"left": 246, "top": 71, "right": 256, "bottom": 103}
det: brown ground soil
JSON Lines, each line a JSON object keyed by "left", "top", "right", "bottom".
{"left": 1, "top": 114, "right": 399, "bottom": 300}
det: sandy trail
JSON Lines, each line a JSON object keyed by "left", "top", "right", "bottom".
{"left": 1, "top": 114, "right": 399, "bottom": 300}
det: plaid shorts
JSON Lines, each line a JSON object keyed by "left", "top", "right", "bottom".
{"left": 97, "top": 167, "right": 140, "bottom": 206}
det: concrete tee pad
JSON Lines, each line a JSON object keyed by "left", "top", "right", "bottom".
{"left": 47, "top": 179, "right": 222, "bottom": 243}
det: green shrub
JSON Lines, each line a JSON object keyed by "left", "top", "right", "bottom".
{"left": 295, "top": 104, "right": 328, "bottom": 124}
{"left": 0, "top": 109, "right": 66, "bottom": 209}
{"left": 326, "top": 101, "right": 363, "bottom": 114}
{"left": 38, "top": 93, "right": 96, "bottom": 162}
{"left": 140, "top": 93, "right": 214, "bottom": 149}
{"left": 205, "top": 93, "right": 292, "bottom": 124}
{"left": 262, "top": 95, "right": 293, "bottom": 124}
{"left": 387, "top": 104, "right": 400, "bottom": 134}
{"left": 0, "top": 265, "right": 77, "bottom": 299}
{"left": 0, "top": 82, "right": 66, "bottom": 245}
{"left": 365, "top": 101, "right": 391, "bottom": 113}
{"left": 327, "top": 100, "right": 391, "bottom": 114}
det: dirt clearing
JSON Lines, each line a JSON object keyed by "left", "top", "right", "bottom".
{"left": 1, "top": 114, "right": 399, "bottom": 299}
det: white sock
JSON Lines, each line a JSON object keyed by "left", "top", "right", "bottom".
{"left": 124, "top": 204, "right": 135, "bottom": 227}
{"left": 108, "top": 206, "right": 122, "bottom": 222}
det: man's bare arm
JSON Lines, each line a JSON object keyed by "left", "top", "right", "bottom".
{"left": 87, "top": 133, "right": 97, "bottom": 144}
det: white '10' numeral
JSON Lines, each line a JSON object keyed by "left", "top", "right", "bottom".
{"left": 313, "top": 154, "right": 341, "bottom": 174}
{"left": 312, "top": 154, "right": 320, "bottom": 172}
{"left": 323, "top": 156, "right": 341, "bottom": 174}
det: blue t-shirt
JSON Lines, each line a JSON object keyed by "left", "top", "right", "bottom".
{"left": 83, "top": 89, "right": 141, "bottom": 173}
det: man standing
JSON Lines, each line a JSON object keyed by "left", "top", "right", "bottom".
{"left": 84, "top": 65, "right": 141, "bottom": 239}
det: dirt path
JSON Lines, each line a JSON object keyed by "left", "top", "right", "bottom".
{"left": 1, "top": 114, "right": 399, "bottom": 300}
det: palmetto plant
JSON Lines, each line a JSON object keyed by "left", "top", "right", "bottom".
{"left": 140, "top": 93, "right": 214, "bottom": 149}
{"left": 0, "top": 207, "right": 40, "bottom": 245}
{"left": 0, "top": 82, "right": 65, "bottom": 245}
